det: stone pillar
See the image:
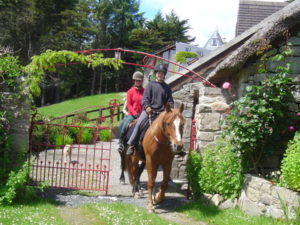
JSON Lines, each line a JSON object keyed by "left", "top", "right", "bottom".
{"left": 170, "top": 83, "right": 203, "bottom": 180}
{"left": 1, "top": 92, "right": 30, "bottom": 156}
{"left": 194, "top": 87, "right": 231, "bottom": 153}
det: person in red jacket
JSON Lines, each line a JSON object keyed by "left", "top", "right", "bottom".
{"left": 118, "top": 71, "right": 144, "bottom": 152}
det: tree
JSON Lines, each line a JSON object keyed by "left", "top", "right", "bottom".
{"left": 92, "top": 0, "right": 145, "bottom": 92}
{"left": 0, "top": 0, "right": 80, "bottom": 64}
{"left": 146, "top": 10, "right": 195, "bottom": 46}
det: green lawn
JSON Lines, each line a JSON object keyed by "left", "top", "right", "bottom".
{"left": 176, "top": 200, "right": 296, "bottom": 225}
{"left": 81, "top": 202, "right": 177, "bottom": 225}
{"left": 0, "top": 201, "right": 67, "bottom": 225}
{"left": 0, "top": 200, "right": 176, "bottom": 225}
{"left": 38, "top": 92, "right": 125, "bottom": 118}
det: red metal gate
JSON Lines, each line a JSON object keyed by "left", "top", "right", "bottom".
{"left": 28, "top": 122, "right": 112, "bottom": 194}
{"left": 27, "top": 101, "right": 123, "bottom": 194}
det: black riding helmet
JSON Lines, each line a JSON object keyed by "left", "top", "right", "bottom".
{"left": 154, "top": 64, "right": 167, "bottom": 74}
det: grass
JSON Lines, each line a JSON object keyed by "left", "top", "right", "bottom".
{"left": 81, "top": 202, "right": 177, "bottom": 225}
{"left": 176, "top": 200, "right": 295, "bottom": 225}
{"left": 0, "top": 200, "right": 67, "bottom": 225}
{"left": 38, "top": 92, "right": 125, "bottom": 118}
{"left": 0, "top": 199, "right": 176, "bottom": 225}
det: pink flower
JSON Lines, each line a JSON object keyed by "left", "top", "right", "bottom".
{"left": 222, "top": 82, "right": 231, "bottom": 89}
{"left": 296, "top": 112, "right": 300, "bottom": 117}
{"left": 288, "top": 126, "right": 295, "bottom": 132}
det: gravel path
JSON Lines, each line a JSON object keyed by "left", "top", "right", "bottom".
{"left": 38, "top": 139, "right": 206, "bottom": 224}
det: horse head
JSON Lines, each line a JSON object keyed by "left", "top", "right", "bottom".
{"left": 163, "top": 103, "right": 185, "bottom": 151}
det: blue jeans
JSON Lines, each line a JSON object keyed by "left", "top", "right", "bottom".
{"left": 119, "top": 115, "right": 136, "bottom": 137}
{"left": 127, "top": 111, "right": 149, "bottom": 146}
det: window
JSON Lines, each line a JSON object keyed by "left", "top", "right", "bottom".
{"left": 212, "top": 39, "right": 217, "bottom": 46}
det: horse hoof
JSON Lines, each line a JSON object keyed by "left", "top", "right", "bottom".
{"left": 147, "top": 205, "right": 155, "bottom": 213}
{"left": 133, "top": 193, "right": 141, "bottom": 199}
{"left": 155, "top": 194, "right": 163, "bottom": 204}
{"left": 119, "top": 180, "right": 125, "bottom": 185}
{"left": 148, "top": 208, "right": 155, "bottom": 213}
{"left": 139, "top": 190, "right": 144, "bottom": 197}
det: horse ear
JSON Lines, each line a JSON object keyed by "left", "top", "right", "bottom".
{"left": 165, "top": 103, "right": 172, "bottom": 112}
{"left": 179, "top": 103, "right": 184, "bottom": 113}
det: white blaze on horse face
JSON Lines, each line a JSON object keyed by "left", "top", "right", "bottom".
{"left": 173, "top": 116, "right": 182, "bottom": 142}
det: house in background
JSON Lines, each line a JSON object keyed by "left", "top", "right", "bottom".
{"left": 145, "top": 29, "right": 224, "bottom": 83}
{"left": 166, "top": 0, "right": 291, "bottom": 91}
{"left": 203, "top": 29, "right": 224, "bottom": 51}
{"left": 235, "top": 0, "right": 288, "bottom": 36}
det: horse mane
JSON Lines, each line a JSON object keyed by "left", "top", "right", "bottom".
{"left": 151, "top": 108, "right": 181, "bottom": 130}
{"left": 151, "top": 111, "right": 166, "bottom": 129}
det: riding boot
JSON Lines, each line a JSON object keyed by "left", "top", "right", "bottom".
{"left": 126, "top": 144, "right": 135, "bottom": 155}
{"left": 118, "top": 134, "right": 125, "bottom": 153}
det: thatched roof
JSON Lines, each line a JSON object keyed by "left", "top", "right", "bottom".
{"left": 235, "top": 0, "right": 288, "bottom": 36}
{"left": 206, "top": 0, "right": 300, "bottom": 82}
{"left": 167, "top": 0, "right": 300, "bottom": 88}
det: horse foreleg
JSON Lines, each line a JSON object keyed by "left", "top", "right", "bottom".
{"left": 146, "top": 160, "right": 158, "bottom": 213}
{"left": 155, "top": 163, "right": 172, "bottom": 204}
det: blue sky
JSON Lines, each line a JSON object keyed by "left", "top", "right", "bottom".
{"left": 139, "top": 0, "right": 287, "bottom": 47}
{"left": 139, "top": 1, "right": 161, "bottom": 19}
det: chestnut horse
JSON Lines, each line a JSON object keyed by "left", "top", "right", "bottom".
{"left": 126, "top": 103, "right": 185, "bottom": 212}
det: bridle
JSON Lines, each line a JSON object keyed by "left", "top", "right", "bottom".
{"left": 148, "top": 113, "right": 172, "bottom": 145}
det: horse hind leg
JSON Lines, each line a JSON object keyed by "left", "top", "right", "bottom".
{"left": 136, "top": 162, "right": 145, "bottom": 197}
{"left": 119, "top": 151, "right": 126, "bottom": 185}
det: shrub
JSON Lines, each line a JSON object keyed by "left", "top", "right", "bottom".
{"left": 54, "top": 133, "right": 73, "bottom": 147}
{"left": 0, "top": 162, "right": 36, "bottom": 204}
{"left": 186, "top": 151, "right": 202, "bottom": 198}
{"left": 199, "top": 138, "right": 244, "bottom": 199}
{"left": 281, "top": 131, "right": 300, "bottom": 191}
{"left": 49, "top": 126, "right": 64, "bottom": 144}
{"left": 99, "top": 129, "right": 111, "bottom": 142}
{"left": 68, "top": 125, "right": 80, "bottom": 141}
{"left": 80, "top": 127, "right": 94, "bottom": 144}
{"left": 0, "top": 111, "right": 12, "bottom": 185}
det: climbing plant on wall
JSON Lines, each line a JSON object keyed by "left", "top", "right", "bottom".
{"left": 0, "top": 55, "right": 24, "bottom": 184}
{"left": 223, "top": 46, "right": 296, "bottom": 175}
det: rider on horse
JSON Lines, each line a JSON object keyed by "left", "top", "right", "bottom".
{"left": 126, "top": 64, "right": 174, "bottom": 155}
{"left": 118, "top": 71, "right": 144, "bottom": 153}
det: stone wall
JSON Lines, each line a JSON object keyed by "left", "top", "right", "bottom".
{"left": 170, "top": 82, "right": 202, "bottom": 180}
{"left": 238, "top": 174, "right": 300, "bottom": 219}
{"left": 194, "top": 86, "right": 231, "bottom": 153}
{"left": 205, "top": 174, "right": 300, "bottom": 219}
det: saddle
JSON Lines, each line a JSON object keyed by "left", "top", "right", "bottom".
{"left": 120, "top": 114, "right": 159, "bottom": 160}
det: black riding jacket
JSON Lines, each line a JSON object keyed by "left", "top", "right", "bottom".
{"left": 142, "top": 80, "right": 174, "bottom": 113}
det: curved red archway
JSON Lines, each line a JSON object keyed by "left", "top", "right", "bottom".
{"left": 73, "top": 48, "right": 216, "bottom": 88}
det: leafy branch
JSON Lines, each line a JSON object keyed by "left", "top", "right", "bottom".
{"left": 24, "top": 50, "right": 124, "bottom": 96}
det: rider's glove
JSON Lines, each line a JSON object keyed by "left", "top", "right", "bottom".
{"left": 145, "top": 107, "right": 153, "bottom": 115}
